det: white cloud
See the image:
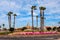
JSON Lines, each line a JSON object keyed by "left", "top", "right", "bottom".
{"left": 0, "top": 0, "right": 60, "bottom": 27}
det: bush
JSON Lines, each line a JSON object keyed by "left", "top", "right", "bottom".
{"left": 53, "top": 27, "right": 57, "bottom": 31}
{"left": 22, "top": 27, "right": 27, "bottom": 31}
{"left": 9, "top": 27, "right": 14, "bottom": 32}
{"left": 57, "top": 27, "right": 60, "bottom": 32}
{"left": 46, "top": 27, "right": 52, "bottom": 31}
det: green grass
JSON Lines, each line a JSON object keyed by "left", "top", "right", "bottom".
{"left": 0, "top": 31, "right": 11, "bottom": 35}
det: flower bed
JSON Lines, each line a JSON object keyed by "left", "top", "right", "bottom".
{"left": 19, "top": 32, "right": 57, "bottom": 35}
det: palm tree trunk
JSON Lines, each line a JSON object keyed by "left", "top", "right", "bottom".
{"left": 40, "top": 10, "right": 44, "bottom": 32}
{"left": 36, "top": 17, "right": 38, "bottom": 28}
{"left": 40, "top": 10, "right": 43, "bottom": 31}
{"left": 31, "top": 9, "right": 34, "bottom": 32}
{"left": 13, "top": 16, "right": 15, "bottom": 28}
{"left": 8, "top": 16, "right": 10, "bottom": 28}
{"left": 10, "top": 16, "right": 11, "bottom": 28}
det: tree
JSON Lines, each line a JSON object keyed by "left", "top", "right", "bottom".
{"left": 13, "top": 14, "right": 17, "bottom": 29}
{"left": 53, "top": 27, "right": 57, "bottom": 31}
{"left": 39, "top": 6, "right": 46, "bottom": 32}
{"left": 0, "top": 26, "right": 1, "bottom": 31}
{"left": 57, "top": 26, "right": 60, "bottom": 32}
{"left": 2, "top": 24, "right": 5, "bottom": 30}
{"left": 9, "top": 27, "right": 14, "bottom": 32}
{"left": 7, "top": 12, "right": 13, "bottom": 28}
{"left": 0, "top": 25, "right": 1, "bottom": 28}
{"left": 58, "top": 22, "right": 60, "bottom": 26}
{"left": 46, "top": 27, "right": 51, "bottom": 31}
{"left": 22, "top": 27, "right": 27, "bottom": 31}
{"left": 7, "top": 12, "right": 13, "bottom": 32}
{"left": 31, "top": 6, "right": 37, "bottom": 32}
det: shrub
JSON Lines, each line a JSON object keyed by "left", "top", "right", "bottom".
{"left": 53, "top": 27, "right": 57, "bottom": 31}
{"left": 46, "top": 27, "right": 51, "bottom": 31}
{"left": 22, "top": 27, "right": 27, "bottom": 31}
{"left": 57, "top": 27, "right": 60, "bottom": 32}
{"left": 9, "top": 27, "right": 14, "bottom": 32}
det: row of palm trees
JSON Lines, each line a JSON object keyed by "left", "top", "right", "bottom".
{"left": 7, "top": 12, "right": 17, "bottom": 31}
{"left": 7, "top": 6, "right": 46, "bottom": 32}
{"left": 31, "top": 6, "right": 46, "bottom": 32}
{"left": 0, "top": 24, "right": 5, "bottom": 29}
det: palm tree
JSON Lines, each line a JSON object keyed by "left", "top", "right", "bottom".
{"left": 2, "top": 24, "right": 5, "bottom": 30}
{"left": 0, "top": 25, "right": 1, "bottom": 31}
{"left": 36, "top": 16, "right": 38, "bottom": 28}
{"left": 39, "top": 6, "right": 46, "bottom": 32}
{"left": 13, "top": 14, "right": 17, "bottom": 29}
{"left": 58, "top": 22, "right": 60, "bottom": 26}
{"left": 2, "top": 24, "right": 5, "bottom": 28}
{"left": 31, "top": 6, "right": 37, "bottom": 32}
{"left": 7, "top": 12, "right": 13, "bottom": 28}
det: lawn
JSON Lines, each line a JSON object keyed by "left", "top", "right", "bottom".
{"left": 0, "top": 31, "right": 11, "bottom": 35}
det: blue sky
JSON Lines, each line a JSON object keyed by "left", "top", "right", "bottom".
{"left": 0, "top": 0, "right": 60, "bottom": 28}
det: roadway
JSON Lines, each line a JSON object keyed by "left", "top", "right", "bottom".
{"left": 0, "top": 34, "right": 60, "bottom": 40}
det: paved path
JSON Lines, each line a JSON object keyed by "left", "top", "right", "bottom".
{"left": 0, "top": 35, "right": 60, "bottom": 40}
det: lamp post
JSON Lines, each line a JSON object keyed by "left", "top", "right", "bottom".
{"left": 31, "top": 6, "right": 37, "bottom": 32}
{"left": 39, "top": 7, "right": 46, "bottom": 32}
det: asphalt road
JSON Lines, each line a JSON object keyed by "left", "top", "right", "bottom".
{"left": 0, "top": 35, "right": 60, "bottom": 40}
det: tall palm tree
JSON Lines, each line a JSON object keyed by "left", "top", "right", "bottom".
{"left": 58, "top": 22, "right": 60, "bottom": 26}
{"left": 7, "top": 13, "right": 10, "bottom": 28}
{"left": 36, "top": 16, "right": 38, "bottom": 28}
{"left": 31, "top": 6, "right": 37, "bottom": 32}
{"left": 2, "top": 24, "right": 5, "bottom": 30}
{"left": 0, "top": 25, "right": 1, "bottom": 31}
{"left": 7, "top": 12, "right": 13, "bottom": 28}
{"left": 13, "top": 14, "right": 17, "bottom": 29}
{"left": 39, "top": 6, "right": 46, "bottom": 32}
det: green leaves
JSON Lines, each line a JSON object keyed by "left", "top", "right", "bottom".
{"left": 39, "top": 6, "right": 46, "bottom": 10}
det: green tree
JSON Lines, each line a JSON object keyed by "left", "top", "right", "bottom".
{"left": 39, "top": 6, "right": 46, "bottom": 32}
{"left": 7, "top": 12, "right": 14, "bottom": 32}
{"left": 2, "top": 24, "right": 5, "bottom": 28}
{"left": 22, "top": 27, "right": 27, "bottom": 31}
{"left": 9, "top": 27, "right": 14, "bottom": 33}
{"left": 0, "top": 25, "right": 1, "bottom": 28}
{"left": 46, "top": 27, "right": 51, "bottom": 31}
{"left": 2, "top": 24, "right": 5, "bottom": 30}
{"left": 53, "top": 27, "right": 57, "bottom": 31}
{"left": 7, "top": 12, "right": 13, "bottom": 28}
{"left": 31, "top": 6, "right": 37, "bottom": 32}
{"left": 57, "top": 26, "right": 60, "bottom": 32}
